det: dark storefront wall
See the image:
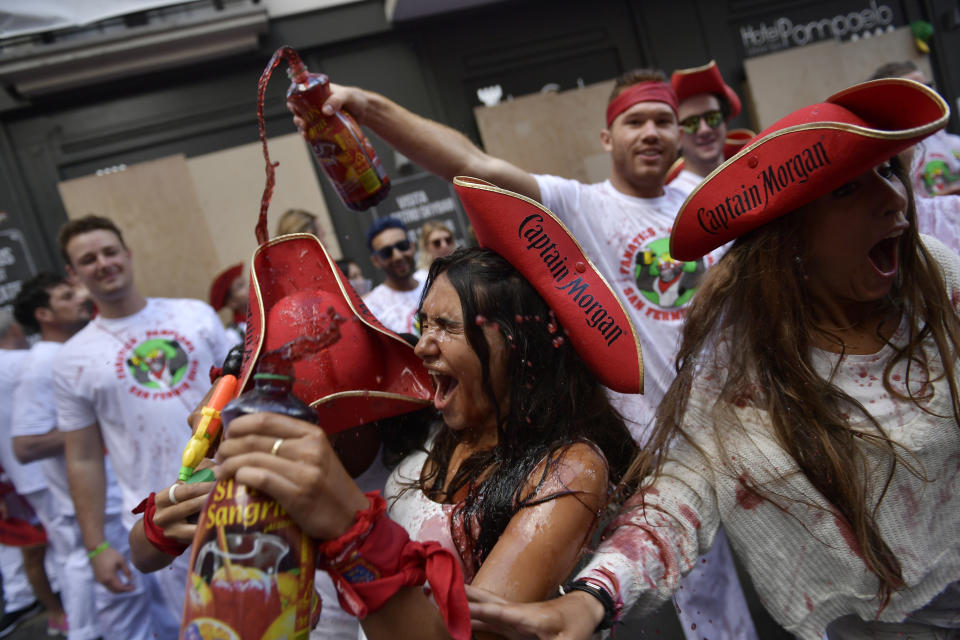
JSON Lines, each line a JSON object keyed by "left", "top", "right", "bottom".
{"left": 1, "top": 0, "right": 957, "bottom": 294}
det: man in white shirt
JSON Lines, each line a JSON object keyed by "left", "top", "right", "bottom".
{"left": 362, "top": 217, "right": 428, "bottom": 335}
{"left": 12, "top": 273, "right": 155, "bottom": 640}
{"left": 0, "top": 310, "right": 49, "bottom": 638}
{"left": 298, "top": 68, "right": 756, "bottom": 638}
{"left": 54, "top": 215, "right": 231, "bottom": 637}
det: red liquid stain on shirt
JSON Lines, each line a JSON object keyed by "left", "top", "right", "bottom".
{"left": 832, "top": 513, "right": 864, "bottom": 560}
{"left": 736, "top": 473, "right": 763, "bottom": 510}
{"left": 679, "top": 504, "right": 701, "bottom": 529}
{"left": 804, "top": 593, "right": 814, "bottom": 612}
{"left": 858, "top": 368, "right": 868, "bottom": 378}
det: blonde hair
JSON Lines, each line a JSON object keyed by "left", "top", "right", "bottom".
{"left": 417, "top": 220, "right": 455, "bottom": 270}
{"left": 276, "top": 209, "right": 319, "bottom": 237}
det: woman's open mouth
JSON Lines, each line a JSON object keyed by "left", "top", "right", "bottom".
{"left": 867, "top": 233, "right": 901, "bottom": 277}
{"left": 431, "top": 372, "right": 459, "bottom": 410}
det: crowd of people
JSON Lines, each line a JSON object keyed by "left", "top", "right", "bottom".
{"left": 0, "top": 55, "right": 957, "bottom": 640}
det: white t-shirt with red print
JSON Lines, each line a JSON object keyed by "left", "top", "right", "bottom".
{"left": 534, "top": 175, "right": 724, "bottom": 441}
{"left": 53, "top": 298, "right": 231, "bottom": 529}
{"left": 362, "top": 269, "right": 428, "bottom": 336}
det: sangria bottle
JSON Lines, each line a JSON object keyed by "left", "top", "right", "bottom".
{"left": 286, "top": 59, "right": 390, "bottom": 211}
{"left": 180, "top": 367, "right": 320, "bottom": 640}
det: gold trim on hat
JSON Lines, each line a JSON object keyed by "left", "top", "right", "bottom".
{"left": 672, "top": 59, "right": 719, "bottom": 77}
{"left": 310, "top": 390, "right": 432, "bottom": 408}
{"left": 678, "top": 79, "right": 949, "bottom": 208}
{"left": 452, "top": 176, "right": 644, "bottom": 394}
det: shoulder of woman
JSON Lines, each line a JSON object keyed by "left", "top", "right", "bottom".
{"left": 521, "top": 441, "right": 610, "bottom": 501}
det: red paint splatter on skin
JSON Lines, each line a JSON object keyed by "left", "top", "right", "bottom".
{"left": 679, "top": 504, "right": 701, "bottom": 529}
{"left": 833, "top": 513, "right": 864, "bottom": 560}
{"left": 736, "top": 473, "right": 763, "bottom": 510}
{"left": 475, "top": 314, "right": 487, "bottom": 326}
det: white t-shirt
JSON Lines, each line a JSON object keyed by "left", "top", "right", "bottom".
{"left": 911, "top": 129, "right": 960, "bottom": 197}
{"left": 668, "top": 168, "right": 705, "bottom": 199}
{"left": 54, "top": 298, "right": 231, "bottom": 528}
{"left": 0, "top": 348, "right": 46, "bottom": 495}
{"left": 916, "top": 194, "right": 960, "bottom": 257}
{"left": 534, "top": 176, "right": 724, "bottom": 440}
{"left": 12, "top": 341, "right": 123, "bottom": 517}
{"left": 362, "top": 269, "right": 428, "bottom": 335}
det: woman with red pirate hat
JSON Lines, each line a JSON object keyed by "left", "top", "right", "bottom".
{"left": 468, "top": 77, "right": 960, "bottom": 640}
{"left": 213, "top": 178, "right": 644, "bottom": 640}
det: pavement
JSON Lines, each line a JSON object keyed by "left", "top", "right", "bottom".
{"left": 1, "top": 607, "right": 52, "bottom": 639}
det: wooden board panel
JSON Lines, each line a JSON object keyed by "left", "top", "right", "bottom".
{"left": 474, "top": 80, "right": 615, "bottom": 185}
{"left": 744, "top": 27, "right": 932, "bottom": 130}
{"left": 186, "top": 132, "right": 341, "bottom": 274}
{"left": 58, "top": 155, "right": 220, "bottom": 303}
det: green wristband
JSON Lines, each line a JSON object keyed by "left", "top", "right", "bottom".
{"left": 86, "top": 541, "right": 110, "bottom": 560}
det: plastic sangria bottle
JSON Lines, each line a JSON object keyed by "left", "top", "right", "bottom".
{"left": 180, "top": 366, "right": 320, "bottom": 640}
{"left": 286, "top": 57, "right": 390, "bottom": 211}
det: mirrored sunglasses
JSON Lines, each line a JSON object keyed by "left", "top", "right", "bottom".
{"left": 679, "top": 110, "right": 724, "bottom": 134}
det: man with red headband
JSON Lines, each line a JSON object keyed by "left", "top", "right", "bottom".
{"left": 669, "top": 60, "right": 753, "bottom": 197}
{"left": 297, "top": 69, "right": 755, "bottom": 637}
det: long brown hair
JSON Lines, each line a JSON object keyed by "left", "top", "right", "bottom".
{"left": 631, "top": 164, "right": 960, "bottom": 607}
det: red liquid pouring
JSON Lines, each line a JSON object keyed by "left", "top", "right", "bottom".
{"left": 256, "top": 47, "right": 390, "bottom": 242}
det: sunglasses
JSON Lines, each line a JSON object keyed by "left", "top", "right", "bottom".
{"left": 679, "top": 110, "right": 724, "bottom": 134}
{"left": 430, "top": 236, "right": 454, "bottom": 249}
{"left": 373, "top": 239, "right": 412, "bottom": 260}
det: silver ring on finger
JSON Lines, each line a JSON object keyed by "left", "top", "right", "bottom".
{"left": 168, "top": 484, "right": 180, "bottom": 505}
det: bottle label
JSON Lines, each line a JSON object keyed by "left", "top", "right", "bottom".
{"left": 180, "top": 478, "right": 318, "bottom": 640}
{"left": 290, "top": 91, "right": 389, "bottom": 208}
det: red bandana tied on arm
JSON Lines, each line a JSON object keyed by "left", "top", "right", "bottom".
{"left": 605, "top": 81, "right": 679, "bottom": 127}
{"left": 318, "top": 492, "right": 470, "bottom": 640}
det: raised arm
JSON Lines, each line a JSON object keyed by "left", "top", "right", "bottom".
{"left": 305, "top": 84, "right": 542, "bottom": 202}
{"left": 64, "top": 424, "right": 134, "bottom": 593}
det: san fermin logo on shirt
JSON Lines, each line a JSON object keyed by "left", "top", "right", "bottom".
{"left": 618, "top": 228, "right": 706, "bottom": 322}
{"left": 114, "top": 330, "right": 199, "bottom": 399}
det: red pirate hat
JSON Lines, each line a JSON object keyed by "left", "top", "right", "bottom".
{"left": 671, "top": 60, "right": 742, "bottom": 119}
{"left": 452, "top": 177, "right": 643, "bottom": 394}
{"left": 665, "top": 128, "right": 757, "bottom": 185}
{"left": 671, "top": 78, "right": 949, "bottom": 261}
{"left": 209, "top": 263, "right": 243, "bottom": 311}
{"left": 240, "top": 233, "right": 432, "bottom": 435}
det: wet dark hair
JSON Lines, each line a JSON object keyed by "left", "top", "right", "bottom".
{"left": 58, "top": 215, "right": 126, "bottom": 266}
{"left": 13, "top": 272, "right": 68, "bottom": 334}
{"left": 416, "top": 247, "right": 636, "bottom": 567}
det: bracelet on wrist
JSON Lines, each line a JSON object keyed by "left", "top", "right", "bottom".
{"left": 563, "top": 579, "right": 616, "bottom": 631}
{"left": 86, "top": 541, "right": 110, "bottom": 560}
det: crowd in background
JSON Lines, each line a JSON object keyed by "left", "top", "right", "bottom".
{"left": 0, "top": 53, "right": 957, "bottom": 640}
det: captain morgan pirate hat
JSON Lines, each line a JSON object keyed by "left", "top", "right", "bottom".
{"left": 670, "top": 78, "right": 949, "bottom": 261}
{"left": 452, "top": 177, "right": 643, "bottom": 394}
{"left": 671, "top": 59, "right": 743, "bottom": 119}
{"left": 239, "top": 232, "right": 433, "bottom": 435}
